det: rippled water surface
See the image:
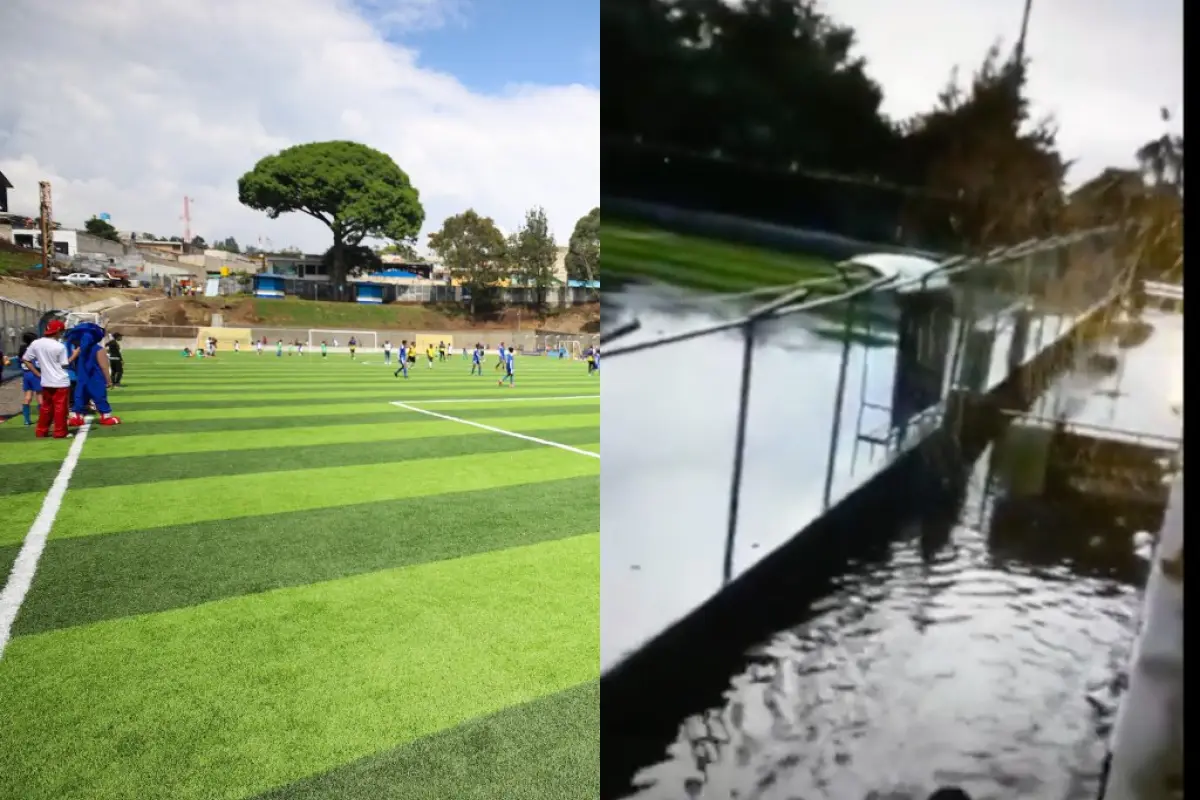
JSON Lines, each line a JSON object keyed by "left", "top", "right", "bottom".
{"left": 621, "top": 457, "right": 1144, "bottom": 800}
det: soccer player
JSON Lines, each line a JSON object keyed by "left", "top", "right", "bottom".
{"left": 438, "top": 341, "right": 446, "bottom": 361}
{"left": 426, "top": 343, "right": 435, "bottom": 368}
{"left": 23, "top": 319, "right": 72, "bottom": 439}
{"left": 349, "top": 337, "right": 357, "bottom": 359}
{"left": 586, "top": 346, "right": 596, "bottom": 375}
{"left": 321, "top": 340, "right": 328, "bottom": 358}
{"left": 495, "top": 341, "right": 506, "bottom": 370}
{"left": 470, "top": 343, "right": 483, "bottom": 375}
{"left": 497, "top": 346, "right": 515, "bottom": 388}
{"left": 255, "top": 339, "right": 263, "bottom": 355}
{"left": 233, "top": 339, "right": 240, "bottom": 353}
{"left": 276, "top": 339, "right": 284, "bottom": 357}
{"left": 106, "top": 332, "right": 124, "bottom": 387}
{"left": 298, "top": 341, "right": 305, "bottom": 356}
{"left": 383, "top": 340, "right": 392, "bottom": 364}
{"left": 18, "top": 332, "right": 39, "bottom": 426}
{"left": 394, "top": 340, "right": 409, "bottom": 378}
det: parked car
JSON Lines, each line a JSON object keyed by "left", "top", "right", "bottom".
{"left": 57, "top": 272, "right": 109, "bottom": 287}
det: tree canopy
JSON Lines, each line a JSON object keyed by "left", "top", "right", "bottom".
{"left": 237, "top": 140, "right": 424, "bottom": 290}
{"left": 507, "top": 207, "right": 559, "bottom": 310}
{"left": 565, "top": 207, "right": 600, "bottom": 284}
{"left": 427, "top": 209, "right": 506, "bottom": 315}
{"left": 84, "top": 216, "right": 121, "bottom": 242}
{"left": 604, "top": 0, "right": 1074, "bottom": 251}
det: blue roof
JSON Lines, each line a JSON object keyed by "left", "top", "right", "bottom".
{"left": 374, "top": 269, "right": 419, "bottom": 279}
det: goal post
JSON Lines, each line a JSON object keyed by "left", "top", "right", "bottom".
{"left": 307, "top": 329, "right": 379, "bottom": 350}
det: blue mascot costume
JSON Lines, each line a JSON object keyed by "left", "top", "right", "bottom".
{"left": 64, "top": 322, "right": 122, "bottom": 428}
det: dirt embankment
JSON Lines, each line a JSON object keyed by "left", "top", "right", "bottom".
{"left": 114, "top": 296, "right": 600, "bottom": 333}
{"left": 0, "top": 276, "right": 150, "bottom": 310}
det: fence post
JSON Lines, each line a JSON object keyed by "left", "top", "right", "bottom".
{"left": 722, "top": 318, "right": 757, "bottom": 585}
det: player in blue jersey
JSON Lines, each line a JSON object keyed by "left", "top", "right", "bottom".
{"left": 18, "top": 332, "right": 39, "bottom": 425}
{"left": 494, "top": 341, "right": 506, "bottom": 371}
{"left": 470, "top": 343, "right": 483, "bottom": 375}
{"left": 393, "top": 339, "right": 409, "bottom": 378}
{"left": 497, "top": 346, "right": 515, "bottom": 388}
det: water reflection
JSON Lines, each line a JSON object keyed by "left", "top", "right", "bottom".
{"left": 621, "top": 450, "right": 1142, "bottom": 800}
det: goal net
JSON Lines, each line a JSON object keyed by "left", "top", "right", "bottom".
{"left": 307, "top": 329, "right": 379, "bottom": 350}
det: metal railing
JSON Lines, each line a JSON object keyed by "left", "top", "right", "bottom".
{"left": 605, "top": 227, "right": 1130, "bottom": 584}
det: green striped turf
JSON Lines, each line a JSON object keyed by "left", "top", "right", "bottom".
{"left": 0, "top": 349, "right": 599, "bottom": 800}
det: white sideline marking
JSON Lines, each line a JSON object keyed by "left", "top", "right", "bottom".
{"left": 0, "top": 420, "right": 91, "bottom": 659}
{"left": 396, "top": 394, "right": 599, "bottom": 405}
{"left": 391, "top": 402, "right": 600, "bottom": 459}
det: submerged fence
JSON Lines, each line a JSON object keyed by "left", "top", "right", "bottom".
{"left": 603, "top": 226, "right": 1132, "bottom": 585}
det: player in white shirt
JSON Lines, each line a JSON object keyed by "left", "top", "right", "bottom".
{"left": 22, "top": 319, "right": 72, "bottom": 438}
{"left": 255, "top": 339, "right": 263, "bottom": 355}
{"left": 234, "top": 340, "right": 241, "bottom": 353}
{"left": 383, "top": 340, "right": 392, "bottom": 364}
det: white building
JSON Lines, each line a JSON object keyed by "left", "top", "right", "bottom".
{"left": 8, "top": 227, "right": 126, "bottom": 258}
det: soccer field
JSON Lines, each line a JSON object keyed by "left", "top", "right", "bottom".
{"left": 0, "top": 348, "right": 599, "bottom": 800}
{"left": 604, "top": 221, "right": 834, "bottom": 292}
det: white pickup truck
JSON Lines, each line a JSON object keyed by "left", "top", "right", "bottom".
{"left": 56, "top": 272, "right": 110, "bottom": 287}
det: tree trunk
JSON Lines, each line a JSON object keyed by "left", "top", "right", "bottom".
{"left": 331, "top": 238, "right": 347, "bottom": 300}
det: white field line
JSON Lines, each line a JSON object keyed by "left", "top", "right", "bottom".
{"left": 396, "top": 394, "right": 599, "bottom": 405}
{"left": 390, "top": 402, "right": 600, "bottom": 459}
{"left": 0, "top": 420, "right": 92, "bottom": 659}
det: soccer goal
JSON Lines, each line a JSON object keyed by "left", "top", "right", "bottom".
{"left": 307, "top": 329, "right": 379, "bottom": 350}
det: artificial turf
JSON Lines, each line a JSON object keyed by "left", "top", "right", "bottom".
{"left": 0, "top": 348, "right": 599, "bottom": 800}
{"left": 604, "top": 221, "right": 835, "bottom": 292}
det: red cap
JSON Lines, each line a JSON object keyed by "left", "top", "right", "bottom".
{"left": 44, "top": 319, "right": 66, "bottom": 336}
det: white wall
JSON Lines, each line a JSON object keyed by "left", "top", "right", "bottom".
{"left": 9, "top": 228, "right": 126, "bottom": 257}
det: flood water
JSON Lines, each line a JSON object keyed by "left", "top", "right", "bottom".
{"left": 602, "top": 286, "right": 1152, "bottom": 800}
{"left": 601, "top": 286, "right": 1082, "bottom": 670}
{"left": 619, "top": 447, "right": 1144, "bottom": 800}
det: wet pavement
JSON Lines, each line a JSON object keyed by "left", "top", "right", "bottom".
{"left": 601, "top": 286, "right": 1083, "bottom": 670}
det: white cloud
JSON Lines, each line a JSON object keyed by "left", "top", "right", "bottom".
{"left": 0, "top": 0, "right": 598, "bottom": 253}
{"left": 830, "top": 0, "right": 1183, "bottom": 187}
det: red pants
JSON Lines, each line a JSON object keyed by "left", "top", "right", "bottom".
{"left": 37, "top": 386, "right": 70, "bottom": 439}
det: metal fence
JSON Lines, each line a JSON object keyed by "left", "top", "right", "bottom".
{"left": 1, "top": 295, "right": 47, "bottom": 360}
{"left": 112, "top": 323, "right": 599, "bottom": 354}
{"left": 603, "top": 226, "right": 1133, "bottom": 585}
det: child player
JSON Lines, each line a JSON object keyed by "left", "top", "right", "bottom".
{"left": 494, "top": 341, "right": 506, "bottom": 371}
{"left": 470, "top": 343, "right": 483, "bottom": 375}
{"left": 348, "top": 337, "right": 357, "bottom": 359}
{"left": 426, "top": 343, "right": 435, "bottom": 368}
{"left": 321, "top": 340, "right": 328, "bottom": 358}
{"left": 383, "top": 340, "right": 392, "bottom": 364}
{"left": 22, "top": 319, "right": 72, "bottom": 439}
{"left": 497, "top": 346, "right": 515, "bottom": 388}
{"left": 18, "top": 332, "right": 38, "bottom": 426}
{"left": 438, "top": 341, "right": 447, "bottom": 362}
{"left": 394, "top": 340, "right": 409, "bottom": 378}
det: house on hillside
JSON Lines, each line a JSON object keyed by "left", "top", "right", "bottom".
{"left": 0, "top": 169, "right": 12, "bottom": 214}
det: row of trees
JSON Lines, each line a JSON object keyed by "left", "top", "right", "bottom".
{"left": 236, "top": 140, "right": 599, "bottom": 309}
{"left": 603, "top": 0, "right": 1178, "bottom": 257}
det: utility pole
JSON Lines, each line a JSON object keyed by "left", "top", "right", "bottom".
{"left": 181, "top": 196, "right": 194, "bottom": 244}
{"left": 38, "top": 181, "right": 52, "bottom": 270}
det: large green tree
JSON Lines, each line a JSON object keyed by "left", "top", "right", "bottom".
{"left": 237, "top": 141, "right": 424, "bottom": 295}
{"left": 508, "top": 206, "right": 559, "bottom": 310}
{"left": 427, "top": 210, "right": 506, "bottom": 316}
{"left": 84, "top": 216, "right": 120, "bottom": 242}
{"left": 565, "top": 207, "right": 599, "bottom": 286}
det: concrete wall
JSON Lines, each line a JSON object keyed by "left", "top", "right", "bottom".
{"left": 74, "top": 231, "right": 126, "bottom": 257}
{"left": 111, "top": 323, "right": 598, "bottom": 352}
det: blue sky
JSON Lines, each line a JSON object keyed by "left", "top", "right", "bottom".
{"left": 377, "top": 0, "right": 598, "bottom": 92}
